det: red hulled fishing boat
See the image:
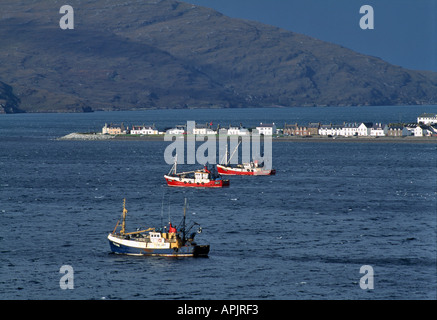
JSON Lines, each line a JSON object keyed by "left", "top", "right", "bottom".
{"left": 216, "top": 142, "right": 276, "bottom": 176}
{"left": 164, "top": 159, "right": 230, "bottom": 188}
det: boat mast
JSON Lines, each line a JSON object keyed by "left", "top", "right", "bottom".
{"left": 168, "top": 154, "right": 177, "bottom": 175}
{"left": 121, "top": 198, "right": 127, "bottom": 235}
{"left": 220, "top": 143, "right": 229, "bottom": 165}
{"left": 228, "top": 141, "right": 241, "bottom": 165}
{"left": 182, "top": 198, "right": 187, "bottom": 243}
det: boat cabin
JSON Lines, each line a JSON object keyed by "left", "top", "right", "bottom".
{"left": 195, "top": 171, "right": 209, "bottom": 181}
{"left": 149, "top": 232, "right": 164, "bottom": 243}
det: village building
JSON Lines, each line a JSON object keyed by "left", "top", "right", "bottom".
{"left": 166, "top": 125, "right": 186, "bottom": 135}
{"left": 283, "top": 123, "right": 318, "bottom": 136}
{"left": 417, "top": 113, "right": 437, "bottom": 125}
{"left": 414, "top": 125, "right": 432, "bottom": 137}
{"left": 294, "top": 124, "right": 309, "bottom": 136}
{"left": 256, "top": 123, "right": 277, "bottom": 135}
{"left": 385, "top": 125, "right": 410, "bottom": 137}
{"left": 130, "top": 125, "right": 158, "bottom": 135}
{"left": 318, "top": 124, "right": 343, "bottom": 136}
{"left": 357, "top": 122, "right": 373, "bottom": 136}
{"left": 192, "top": 123, "right": 216, "bottom": 135}
{"left": 370, "top": 123, "right": 387, "bottom": 136}
{"left": 404, "top": 123, "right": 418, "bottom": 136}
{"left": 341, "top": 122, "right": 359, "bottom": 136}
{"left": 227, "top": 125, "right": 250, "bottom": 136}
{"left": 308, "top": 123, "right": 321, "bottom": 136}
{"left": 218, "top": 128, "right": 229, "bottom": 135}
{"left": 283, "top": 123, "right": 298, "bottom": 136}
{"left": 102, "top": 123, "right": 126, "bottom": 135}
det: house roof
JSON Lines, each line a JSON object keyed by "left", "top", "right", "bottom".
{"left": 105, "top": 123, "right": 123, "bottom": 128}
{"left": 360, "top": 122, "right": 373, "bottom": 128}
{"left": 132, "top": 125, "right": 155, "bottom": 129}
{"left": 320, "top": 124, "right": 342, "bottom": 129}
{"left": 372, "top": 123, "right": 385, "bottom": 129}
{"left": 343, "top": 122, "right": 359, "bottom": 128}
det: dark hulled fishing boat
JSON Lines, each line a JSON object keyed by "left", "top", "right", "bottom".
{"left": 108, "top": 199, "right": 210, "bottom": 257}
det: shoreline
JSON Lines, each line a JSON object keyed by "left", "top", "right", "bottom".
{"left": 57, "top": 133, "right": 437, "bottom": 144}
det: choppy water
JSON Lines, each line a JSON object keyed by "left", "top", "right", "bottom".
{"left": 0, "top": 106, "right": 436, "bottom": 299}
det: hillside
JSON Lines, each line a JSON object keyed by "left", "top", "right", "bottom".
{"left": 0, "top": 81, "right": 22, "bottom": 114}
{"left": 1, "top": 0, "right": 436, "bottom": 113}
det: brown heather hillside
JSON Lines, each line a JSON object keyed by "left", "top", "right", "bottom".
{"left": 0, "top": 0, "right": 436, "bottom": 113}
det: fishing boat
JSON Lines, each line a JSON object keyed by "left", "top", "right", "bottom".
{"left": 108, "top": 198, "right": 210, "bottom": 257}
{"left": 164, "top": 158, "right": 230, "bottom": 188}
{"left": 216, "top": 142, "right": 276, "bottom": 176}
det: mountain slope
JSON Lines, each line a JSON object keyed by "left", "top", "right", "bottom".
{"left": 0, "top": 0, "right": 436, "bottom": 113}
{"left": 0, "top": 81, "right": 22, "bottom": 114}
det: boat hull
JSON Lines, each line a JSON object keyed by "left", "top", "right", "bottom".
{"left": 108, "top": 234, "right": 209, "bottom": 257}
{"left": 164, "top": 175, "right": 230, "bottom": 187}
{"left": 216, "top": 164, "right": 276, "bottom": 176}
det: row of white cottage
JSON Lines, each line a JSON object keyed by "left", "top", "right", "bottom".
{"left": 103, "top": 113, "right": 437, "bottom": 137}
{"left": 318, "top": 122, "right": 437, "bottom": 137}
{"left": 166, "top": 123, "right": 277, "bottom": 136}
{"left": 104, "top": 122, "right": 277, "bottom": 136}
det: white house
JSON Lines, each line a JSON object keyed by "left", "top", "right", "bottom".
{"left": 319, "top": 124, "right": 342, "bottom": 136}
{"left": 193, "top": 126, "right": 216, "bottom": 135}
{"left": 227, "top": 126, "right": 250, "bottom": 136}
{"left": 417, "top": 113, "right": 437, "bottom": 125}
{"left": 131, "top": 125, "right": 158, "bottom": 135}
{"left": 341, "top": 123, "right": 359, "bottom": 136}
{"left": 256, "top": 123, "right": 277, "bottom": 135}
{"left": 167, "top": 128, "right": 185, "bottom": 134}
{"left": 166, "top": 126, "right": 185, "bottom": 135}
{"left": 358, "top": 122, "right": 373, "bottom": 136}
{"left": 404, "top": 123, "right": 418, "bottom": 135}
{"left": 414, "top": 125, "right": 431, "bottom": 137}
{"left": 102, "top": 123, "right": 126, "bottom": 135}
{"left": 370, "top": 123, "right": 387, "bottom": 136}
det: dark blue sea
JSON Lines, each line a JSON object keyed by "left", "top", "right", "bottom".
{"left": 0, "top": 106, "right": 436, "bottom": 300}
